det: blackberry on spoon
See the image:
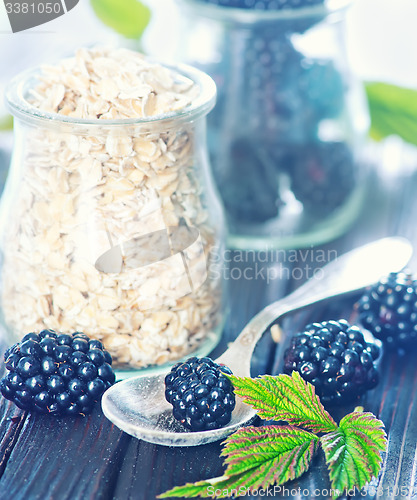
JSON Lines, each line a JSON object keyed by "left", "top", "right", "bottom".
{"left": 165, "top": 356, "right": 236, "bottom": 431}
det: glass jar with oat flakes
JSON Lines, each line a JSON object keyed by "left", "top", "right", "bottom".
{"left": 1, "top": 47, "right": 225, "bottom": 378}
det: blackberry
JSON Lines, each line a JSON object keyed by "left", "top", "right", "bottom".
{"left": 164, "top": 356, "right": 236, "bottom": 431}
{"left": 283, "top": 320, "right": 380, "bottom": 404}
{"left": 288, "top": 141, "right": 356, "bottom": 214}
{"left": 357, "top": 272, "right": 417, "bottom": 346}
{"left": 220, "top": 138, "right": 281, "bottom": 223}
{"left": 207, "top": 35, "right": 300, "bottom": 224}
{"left": 231, "top": 32, "right": 333, "bottom": 144}
{"left": 298, "top": 59, "right": 345, "bottom": 121}
{"left": 0, "top": 330, "right": 115, "bottom": 416}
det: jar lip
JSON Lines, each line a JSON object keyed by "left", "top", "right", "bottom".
{"left": 179, "top": 0, "right": 352, "bottom": 23}
{"left": 5, "top": 61, "right": 217, "bottom": 128}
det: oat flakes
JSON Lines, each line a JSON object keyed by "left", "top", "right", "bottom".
{"left": 2, "top": 47, "right": 222, "bottom": 369}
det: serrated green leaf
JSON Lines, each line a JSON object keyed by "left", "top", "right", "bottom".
{"left": 222, "top": 425, "right": 318, "bottom": 486}
{"left": 365, "top": 82, "right": 417, "bottom": 147}
{"left": 90, "top": 0, "right": 151, "bottom": 39}
{"left": 321, "top": 410, "right": 387, "bottom": 498}
{"left": 339, "top": 411, "right": 387, "bottom": 476}
{"left": 158, "top": 425, "right": 318, "bottom": 498}
{"left": 0, "top": 115, "right": 13, "bottom": 131}
{"left": 229, "top": 372, "right": 337, "bottom": 433}
{"left": 158, "top": 475, "right": 234, "bottom": 498}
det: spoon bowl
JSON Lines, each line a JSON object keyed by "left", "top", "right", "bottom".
{"left": 102, "top": 371, "right": 257, "bottom": 446}
{"left": 102, "top": 237, "right": 412, "bottom": 446}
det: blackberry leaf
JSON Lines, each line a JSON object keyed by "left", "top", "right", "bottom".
{"left": 90, "top": 0, "right": 151, "bottom": 39}
{"left": 365, "top": 82, "right": 417, "bottom": 147}
{"left": 0, "top": 115, "right": 13, "bottom": 131}
{"left": 229, "top": 371, "right": 337, "bottom": 433}
{"left": 158, "top": 472, "right": 265, "bottom": 499}
{"left": 158, "top": 476, "right": 232, "bottom": 498}
{"left": 321, "top": 409, "right": 387, "bottom": 498}
{"left": 221, "top": 425, "right": 318, "bottom": 485}
{"left": 158, "top": 425, "right": 319, "bottom": 498}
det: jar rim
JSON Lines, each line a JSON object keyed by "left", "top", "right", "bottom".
{"left": 5, "top": 60, "right": 217, "bottom": 128}
{"left": 179, "top": 0, "right": 352, "bottom": 23}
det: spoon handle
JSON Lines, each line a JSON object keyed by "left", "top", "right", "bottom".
{"left": 217, "top": 237, "right": 412, "bottom": 375}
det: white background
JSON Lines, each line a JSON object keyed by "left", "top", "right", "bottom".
{"left": 0, "top": 0, "right": 416, "bottom": 118}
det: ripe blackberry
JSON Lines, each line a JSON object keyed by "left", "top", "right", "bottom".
{"left": 220, "top": 138, "right": 281, "bottom": 223}
{"left": 234, "top": 33, "right": 342, "bottom": 143}
{"left": 357, "top": 272, "right": 417, "bottom": 346}
{"left": 299, "top": 59, "right": 345, "bottom": 121}
{"left": 0, "top": 330, "right": 115, "bottom": 416}
{"left": 283, "top": 320, "right": 380, "bottom": 404}
{"left": 288, "top": 141, "right": 356, "bottom": 214}
{"left": 164, "top": 356, "right": 236, "bottom": 431}
{"left": 241, "top": 34, "right": 307, "bottom": 142}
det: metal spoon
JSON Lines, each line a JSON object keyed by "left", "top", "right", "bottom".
{"left": 102, "top": 237, "right": 412, "bottom": 447}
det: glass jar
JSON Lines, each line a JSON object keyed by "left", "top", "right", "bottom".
{"left": 175, "top": 0, "right": 369, "bottom": 249}
{"left": 1, "top": 62, "right": 225, "bottom": 377}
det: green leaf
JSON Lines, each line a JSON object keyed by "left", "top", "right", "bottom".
{"left": 221, "top": 425, "right": 318, "bottom": 486}
{"left": 321, "top": 410, "right": 387, "bottom": 498}
{"left": 0, "top": 115, "right": 13, "bottom": 131}
{"left": 158, "top": 475, "right": 235, "bottom": 498}
{"left": 229, "top": 371, "right": 337, "bottom": 433}
{"left": 158, "top": 474, "right": 263, "bottom": 498}
{"left": 90, "top": 0, "right": 151, "bottom": 39}
{"left": 158, "top": 425, "right": 318, "bottom": 498}
{"left": 365, "top": 82, "right": 417, "bottom": 147}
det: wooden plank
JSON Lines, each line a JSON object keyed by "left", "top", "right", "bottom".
{"left": 0, "top": 400, "right": 26, "bottom": 478}
{"left": 210, "top": 250, "right": 294, "bottom": 373}
{"left": 0, "top": 338, "right": 31, "bottom": 480}
{"left": 0, "top": 407, "right": 129, "bottom": 499}
{"left": 112, "top": 439, "right": 225, "bottom": 499}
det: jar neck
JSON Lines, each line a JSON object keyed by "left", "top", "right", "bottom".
{"left": 179, "top": 0, "right": 352, "bottom": 26}
{"left": 6, "top": 63, "right": 216, "bottom": 133}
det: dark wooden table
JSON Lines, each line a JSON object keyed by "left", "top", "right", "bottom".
{"left": 1, "top": 143, "right": 417, "bottom": 500}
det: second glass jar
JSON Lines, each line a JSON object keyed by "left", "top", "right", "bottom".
{"left": 176, "top": 0, "right": 369, "bottom": 249}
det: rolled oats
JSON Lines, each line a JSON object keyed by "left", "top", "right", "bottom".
{"left": 2, "top": 47, "right": 222, "bottom": 369}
